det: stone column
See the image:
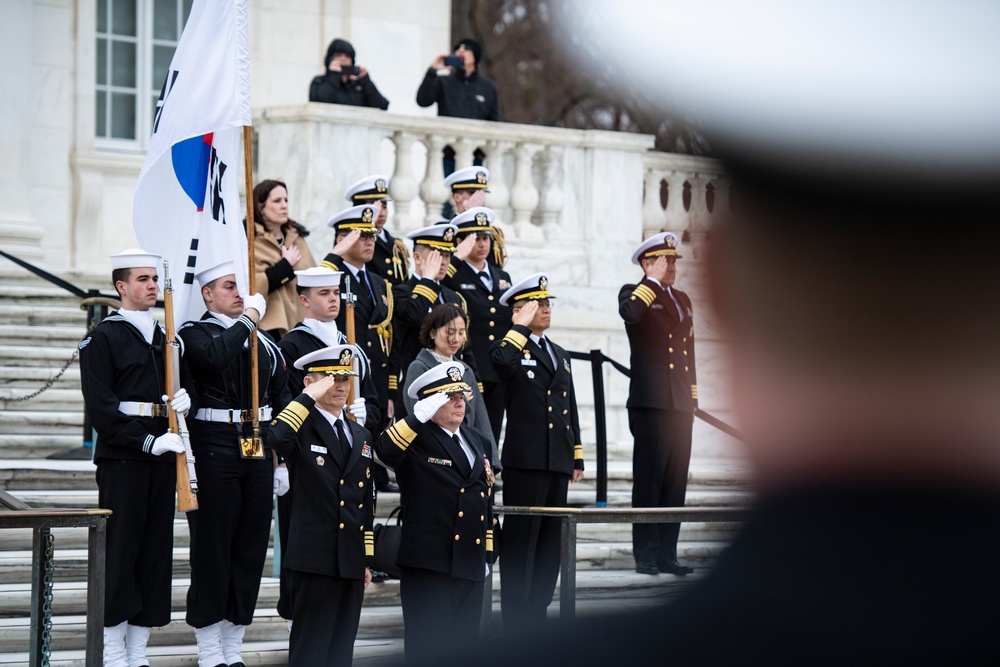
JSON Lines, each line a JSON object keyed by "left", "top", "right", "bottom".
{"left": 687, "top": 173, "right": 711, "bottom": 258}
{"left": 642, "top": 167, "right": 666, "bottom": 237}
{"left": 509, "top": 142, "right": 542, "bottom": 240}
{"left": 664, "top": 170, "right": 690, "bottom": 237}
{"left": 483, "top": 139, "right": 512, "bottom": 220}
{"left": 534, "top": 145, "right": 564, "bottom": 230}
{"left": 420, "top": 133, "right": 450, "bottom": 225}
{"left": 0, "top": 3, "right": 43, "bottom": 259}
{"left": 389, "top": 131, "right": 420, "bottom": 232}
{"left": 453, "top": 136, "right": 476, "bottom": 171}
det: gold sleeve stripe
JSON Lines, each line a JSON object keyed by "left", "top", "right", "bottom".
{"left": 502, "top": 329, "right": 528, "bottom": 350}
{"left": 446, "top": 263, "right": 457, "bottom": 278}
{"left": 634, "top": 284, "right": 657, "bottom": 306}
{"left": 386, "top": 428, "right": 410, "bottom": 452}
{"left": 574, "top": 444, "right": 584, "bottom": 460}
{"left": 364, "top": 532, "right": 375, "bottom": 556}
{"left": 691, "top": 385, "right": 698, "bottom": 399}
{"left": 477, "top": 382, "right": 484, "bottom": 393}
{"left": 385, "top": 420, "right": 419, "bottom": 451}
{"left": 320, "top": 259, "right": 340, "bottom": 271}
{"left": 412, "top": 284, "right": 437, "bottom": 302}
{"left": 276, "top": 401, "right": 310, "bottom": 431}
{"left": 486, "top": 530, "right": 494, "bottom": 551}
{"left": 388, "top": 376, "right": 398, "bottom": 390}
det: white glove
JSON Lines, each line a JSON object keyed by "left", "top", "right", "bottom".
{"left": 163, "top": 388, "right": 191, "bottom": 417}
{"left": 412, "top": 391, "right": 449, "bottom": 423}
{"left": 273, "top": 465, "right": 290, "bottom": 496}
{"left": 243, "top": 292, "right": 267, "bottom": 320}
{"left": 151, "top": 432, "right": 184, "bottom": 456}
{"left": 349, "top": 397, "right": 367, "bottom": 424}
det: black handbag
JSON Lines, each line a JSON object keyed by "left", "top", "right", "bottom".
{"left": 373, "top": 506, "right": 403, "bottom": 578}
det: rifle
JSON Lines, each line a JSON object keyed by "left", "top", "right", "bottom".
{"left": 343, "top": 274, "right": 358, "bottom": 421}
{"left": 163, "top": 260, "right": 199, "bottom": 512}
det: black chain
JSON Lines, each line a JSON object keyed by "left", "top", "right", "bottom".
{"left": 0, "top": 349, "right": 79, "bottom": 403}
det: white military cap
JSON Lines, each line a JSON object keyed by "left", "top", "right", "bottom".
{"left": 295, "top": 266, "right": 343, "bottom": 288}
{"left": 325, "top": 204, "right": 379, "bottom": 233}
{"left": 110, "top": 248, "right": 161, "bottom": 270}
{"left": 294, "top": 344, "right": 358, "bottom": 376}
{"left": 450, "top": 206, "right": 495, "bottom": 234}
{"left": 407, "top": 361, "right": 471, "bottom": 399}
{"left": 499, "top": 272, "right": 555, "bottom": 307}
{"left": 344, "top": 175, "right": 391, "bottom": 204}
{"left": 631, "top": 232, "right": 683, "bottom": 265}
{"left": 406, "top": 224, "right": 459, "bottom": 251}
{"left": 194, "top": 261, "right": 237, "bottom": 287}
{"left": 444, "top": 167, "right": 490, "bottom": 192}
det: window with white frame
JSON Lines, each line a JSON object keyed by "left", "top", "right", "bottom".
{"left": 95, "top": 0, "right": 193, "bottom": 147}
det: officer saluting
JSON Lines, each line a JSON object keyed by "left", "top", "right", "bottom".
{"left": 344, "top": 175, "right": 410, "bottom": 287}
{"left": 376, "top": 362, "right": 495, "bottom": 663}
{"left": 177, "top": 261, "right": 289, "bottom": 667}
{"left": 620, "top": 232, "right": 697, "bottom": 576}
{"left": 441, "top": 206, "right": 512, "bottom": 441}
{"left": 490, "top": 272, "right": 585, "bottom": 634}
{"left": 79, "top": 248, "right": 193, "bottom": 667}
{"left": 268, "top": 345, "right": 375, "bottom": 666}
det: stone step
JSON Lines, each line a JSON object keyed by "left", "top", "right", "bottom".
{"left": 0, "top": 366, "right": 81, "bottom": 387}
{"left": 0, "top": 435, "right": 85, "bottom": 459}
{"left": 0, "top": 304, "right": 88, "bottom": 327}
{"left": 0, "top": 324, "right": 88, "bottom": 347}
{"left": 0, "top": 410, "right": 83, "bottom": 435}
{"left": 0, "top": 344, "right": 80, "bottom": 368}
{"left": 0, "top": 388, "right": 84, "bottom": 411}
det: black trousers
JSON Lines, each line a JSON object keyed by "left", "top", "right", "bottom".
{"left": 629, "top": 407, "right": 693, "bottom": 565}
{"left": 481, "top": 380, "right": 505, "bottom": 445}
{"left": 399, "top": 565, "right": 484, "bottom": 664}
{"left": 185, "top": 445, "right": 274, "bottom": 627}
{"left": 97, "top": 458, "right": 176, "bottom": 627}
{"left": 276, "top": 492, "right": 292, "bottom": 619}
{"left": 288, "top": 570, "right": 363, "bottom": 666}
{"left": 499, "top": 468, "right": 568, "bottom": 634}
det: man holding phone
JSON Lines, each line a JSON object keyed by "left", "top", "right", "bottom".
{"left": 417, "top": 38, "right": 501, "bottom": 121}
{"left": 309, "top": 38, "right": 389, "bottom": 110}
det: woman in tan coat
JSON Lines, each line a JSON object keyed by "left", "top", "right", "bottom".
{"left": 251, "top": 179, "right": 317, "bottom": 339}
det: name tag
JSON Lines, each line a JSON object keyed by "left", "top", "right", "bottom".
{"left": 310, "top": 444, "right": 328, "bottom": 454}
{"left": 520, "top": 359, "right": 537, "bottom": 366}
{"left": 427, "top": 457, "right": 452, "bottom": 467}
{"left": 362, "top": 443, "right": 372, "bottom": 459}
{"left": 651, "top": 304, "right": 664, "bottom": 310}
{"left": 460, "top": 283, "right": 478, "bottom": 290}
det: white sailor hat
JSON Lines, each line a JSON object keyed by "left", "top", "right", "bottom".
{"left": 444, "top": 167, "right": 490, "bottom": 192}
{"left": 295, "top": 266, "right": 343, "bottom": 288}
{"left": 294, "top": 344, "right": 358, "bottom": 376}
{"left": 499, "top": 272, "right": 555, "bottom": 307}
{"left": 326, "top": 204, "right": 379, "bottom": 234}
{"left": 406, "top": 224, "right": 459, "bottom": 252}
{"left": 344, "top": 175, "right": 391, "bottom": 204}
{"left": 450, "top": 206, "right": 495, "bottom": 235}
{"left": 110, "top": 248, "right": 161, "bottom": 271}
{"left": 631, "top": 232, "right": 683, "bottom": 265}
{"left": 195, "top": 261, "right": 237, "bottom": 287}
{"left": 407, "top": 361, "right": 471, "bottom": 399}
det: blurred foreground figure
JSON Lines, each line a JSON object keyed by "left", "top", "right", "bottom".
{"left": 420, "top": 1, "right": 1000, "bottom": 663}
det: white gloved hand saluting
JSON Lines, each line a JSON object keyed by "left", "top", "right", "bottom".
{"left": 163, "top": 388, "right": 191, "bottom": 417}
{"left": 349, "top": 397, "right": 367, "bottom": 425}
{"left": 151, "top": 432, "right": 185, "bottom": 456}
{"left": 273, "top": 465, "right": 290, "bottom": 496}
{"left": 412, "top": 391, "right": 449, "bottom": 423}
{"left": 243, "top": 292, "right": 267, "bottom": 321}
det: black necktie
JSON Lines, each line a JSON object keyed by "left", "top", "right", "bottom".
{"left": 334, "top": 419, "right": 350, "bottom": 456}
{"left": 357, "top": 270, "right": 374, "bottom": 302}
{"left": 665, "top": 286, "right": 682, "bottom": 321}
{"left": 478, "top": 270, "right": 491, "bottom": 289}
{"left": 453, "top": 434, "right": 472, "bottom": 469}
{"left": 538, "top": 337, "right": 553, "bottom": 370}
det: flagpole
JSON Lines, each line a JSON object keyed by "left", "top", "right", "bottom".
{"left": 243, "top": 125, "right": 260, "bottom": 447}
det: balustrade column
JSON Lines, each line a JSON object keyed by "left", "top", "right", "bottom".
{"left": 509, "top": 142, "right": 542, "bottom": 240}
{"left": 389, "top": 131, "right": 420, "bottom": 232}
{"left": 663, "top": 170, "right": 690, "bottom": 236}
{"left": 484, "top": 140, "right": 512, "bottom": 221}
{"left": 419, "top": 133, "right": 450, "bottom": 225}
{"left": 453, "top": 136, "right": 476, "bottom": 171}
{"left": 534, "top": 145, "right": 564, "bottom": 229}
{"left": 642, "top": 167, "right": 667, "bottom": 237}
{"left": 687, "top": 173, "right": 711, "bottom": 258}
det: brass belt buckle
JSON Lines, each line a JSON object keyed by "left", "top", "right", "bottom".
{"left": 239, "top": 436, "right": 264, "bottom": 459}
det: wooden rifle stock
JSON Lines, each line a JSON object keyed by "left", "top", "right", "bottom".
{"left": 344, "top": 275, "right": 358, "bottom": 421}
{"left": 163, "top": 261, "right": 198, "bottom": 512}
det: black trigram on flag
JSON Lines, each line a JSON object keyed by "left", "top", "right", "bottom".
{"left": 153, "top": 69, "right": 179, "bottom": 135}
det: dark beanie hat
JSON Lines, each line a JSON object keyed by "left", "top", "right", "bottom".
{"left": 324, "top": 38, "right": 356, "bottom": 67}
{"left": 453, "top": 37, "right": 482, "bottom": 65}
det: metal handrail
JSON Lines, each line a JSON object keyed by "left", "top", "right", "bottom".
{"left": 495, "top": 505, "right": 750, "bottom": 620}
{"left": 0, "top": 493, "right": 110, "bottom": 667}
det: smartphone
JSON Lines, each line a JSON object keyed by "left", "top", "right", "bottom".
{"left": 443, "top": 55, "right": 464, "bottom": 68}
{"left": 339, "top": 64, "right": 360, "bottom": 76}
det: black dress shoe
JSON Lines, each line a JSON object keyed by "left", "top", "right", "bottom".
{"left": 635, "top": 561, "right": 659, "bottom": 575}
{"left": 370, "top": 569, "right": 391, "bottom": 582}
{"left": 376, "top": 481, "right": 400, "bottom": 493}
{"left": 659, "top": 560, "right": 694, "bottom": 576}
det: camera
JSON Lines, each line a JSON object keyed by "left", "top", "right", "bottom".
{"left": 339, "top": 64, "right": 359, "bottom": 76}
{"left": 443, "top": 55, "right": 464, "bottom": 68}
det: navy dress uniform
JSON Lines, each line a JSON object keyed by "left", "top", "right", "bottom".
{"left": 267, "top": 345, "right": 375, "bottom": 666}
{"left": 344, "top": 175, "right": 410, "bottom": 286}
{"left": 375, "top": 363, "right": 495, "bottom": 663}
{"left": 442, "top": 206, "right": 513, "bottom": 441}
{"left": 177, "top": 261, "right": 290, "bottom": 666}
{"left": 619, "top": 232, "right": 698, "bottom": 576}
{"left": 490, "top": 273, "right": 584, "bottom": 632}
{"left": 79, "top": 248, "right": 193, "bottom": 667}
{"left": 444, "top": 167, "right": 507, "bottom": 268}
{"left": 392, "top": 223, "right": 474, "bottom": 410}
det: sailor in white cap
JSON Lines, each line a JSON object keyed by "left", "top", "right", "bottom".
{"left": 344, "top": 175, "right": 410, "bottom": 286}
{"left": 441, "top": 206, "right": 513, "bottom": 442}
{"left": 79, "top": 248, "right": 193, "bottom": 667}
{"left": 176, "top": 261, "right": 288, "bottom": 667}
{"left": 392, "top": 224, "right": 474, "bottom": 406}
{"left": 490, "top": 272, "right": 585, "bottom": 634}
{"left": 268, "top": 345, "right": 375, "bottom": 666}
{"left": 444, "top": 166, "right": 507, "bottom": 268}
{"left": 375, "top": 361, "right": 495, "bottom": 663}
{"left": 619, "top": 231, "right": 696, "bottom": 577}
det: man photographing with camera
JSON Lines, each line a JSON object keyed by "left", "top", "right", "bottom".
{"left": 417, "top": 38, "right": 500, "bottom": 121}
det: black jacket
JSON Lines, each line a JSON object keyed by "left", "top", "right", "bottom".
{"left": 619, "top": 278, "right": 698, "bottom": 412}
{"left": 367, "top": 229, "right": 410, "bottom": 287}
{"left": 442, "top": 259, "right": 512, "bottom": 385}
{"left": 376, "top": 415, "right": 494, "bottom": 580}
{"left": 268, "top": 393, "right": 375, "bottom": 579}
{"left": 416, "top": 68, "right": 500, "bottom": 121}
{"left": 309, "top": 72, "right": 389, "bottom": 110}
{"left": 490, "top": 325, "right": 583, "bottom": 474}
